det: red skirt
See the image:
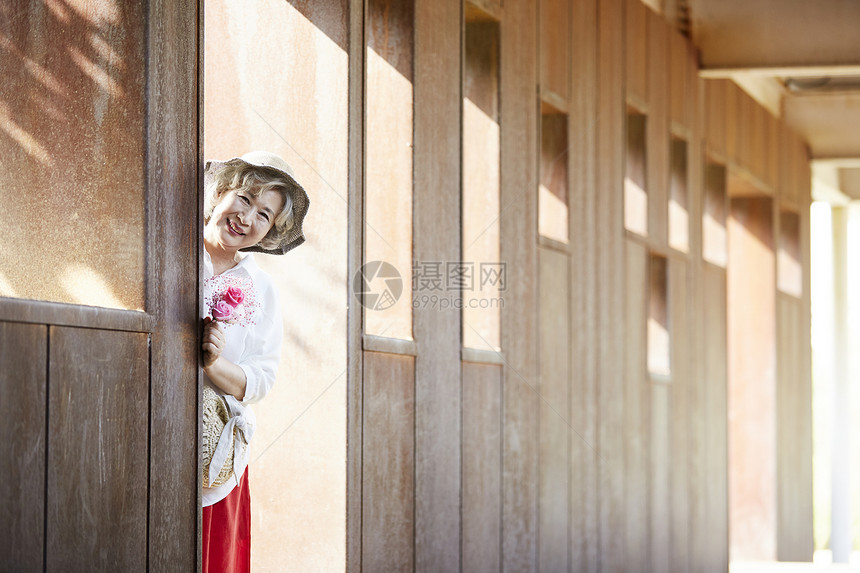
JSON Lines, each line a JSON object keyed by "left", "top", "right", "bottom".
{"left": 202, "top": 468, "right": 251, "bottom": 573}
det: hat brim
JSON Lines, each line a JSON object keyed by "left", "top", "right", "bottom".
{"left": 204, "top": 158, "right": 309, "bottom": 256}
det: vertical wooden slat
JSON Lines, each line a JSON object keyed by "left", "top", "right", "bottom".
{"left": 46, "top": 327, "right": 149, "bottom": 570}
{"left": 625, "top": 240, "right": 649, "bottom": 568}
{"left": 597, "top": 0, "right": 627, "bottom": 569}
{"left": 0, "top": 322, "right": 46, "bottom": 571}
{"left": 669, "top": 29, "right": 689, "bottom": 129}
{"left": 500, "top": 0, "right": 539, "bottom": 568}
{"left": 670, "top": 257, "right": 691, "bottom": 572}
{"left": 651, "top": 383, "right": 671, "bottom": 573}
{"left": 704, "top": 79, "right": 726, "bottom": 160}
{"left": 724, "top": 83, "right": 739, "bottom": 166}
{"left": 347, "top": 0, "right": 366, "bottom": 569}
{"left": 462, "top": 362, "right": 502, "bottom": 573}
{"left": 688, "top": 67, "right": 711, "bottom": 573}
{"left": 540, "top": 0, "right": 571, "bottom": 103}
{"left": 625, "top": 0, "right": 648, "bottom": 106}
{"left": 648, "top": 10, "right": 669, "bottom": 247}
{"left": 413, "top": 0, "right": 463, "bottom": 569}
{"left": 146, "top": 0, "right": 200, "bottom": 569}
{"left": 538, "top": 247, "right": 570, "bottom": 572}
{"left": 569, "top": 0, "right": 600, "bottom": 569}
{"left": 362, "top": 352, "right": 415, "bottom": 572}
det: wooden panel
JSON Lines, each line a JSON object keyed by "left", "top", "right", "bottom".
{"left": 736, "top": 91, "right": 754, "bottom": 175}
{"left": 625, "top": 0, "right": 648, "bottom": 105}
{"left": 413, "top": 0, "right": 463, "bottom": 569}
{"left": 704, "top": 79, "right": 727, "bottom": 159}
{"left": 670, "top": 257, "right": 691, "bottom": 571}
{"left": 347, "top": 0, "right": 366, "bottom": 568}
{"left": 651, "top": 383, "right": 671, "bottom": 573}
{"left": 648, "top": 10, "right": 669, "bottom": 247}
{"left": 725, "top": 82, "right": 740, "bottom": 166}
{"left": 703, "top": 266, "right": 729, "bottom": 571}
{"left": 669, "top": 29, "right": 690, "bottom": 129}
{"left": 462, "top": 361, "right": 502, "bottom": 573}
{"left": 500, "top": 0, "right": 539, "bottom": 568}
{"left": 145, "top": 0, "right": 200, "bottom": 568}
{"left": 625, "top": 240, "right": 649, "bottom": 564}
{"left": 569, "top": 0, "right": 600, "bottom": 569}
{"left": 728, "top": 197, "right": 776, "bottom": 561}
{"left": 538, "top": 247, "right": 570, "bottom": 571}
{"left": 750, "top": 101, "right": 768, "bottom": 186}
{"left": 540, "top": 0, "right": 570, "bottom": 103}
{"left": 0, "top": 299, "right": 152, "bottom": 333}
{"left": 597, "top": 0, "right": 628, "bottom": 568}
{"left": 46, "top": 326, "right": 149, "bottom": 570}
{"left": 362, "top": 351, "right": 415, "bottom": 572}
{"left": 766, "top": 113, "right": 781, "bottom": 191}
{"left": 776, "top": 294, "right": 813, "bottom": 561}
{"left": 0, "top": 322, "right": 47, "bottom": 571}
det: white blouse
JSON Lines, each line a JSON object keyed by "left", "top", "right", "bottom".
{"left": 201, "top": 248, "right": 283, "bottom": 507}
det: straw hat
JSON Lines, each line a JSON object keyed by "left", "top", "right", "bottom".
{"left": 204, "top": 150, "right": 310, "bottom": 255}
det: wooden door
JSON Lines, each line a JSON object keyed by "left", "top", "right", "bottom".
{"left": 0, "top": 1, "right": 200, "bottom": 570}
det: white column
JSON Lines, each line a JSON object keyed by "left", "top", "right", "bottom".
{"left": 832, "top": 205, "right": 851, "bottom": 563}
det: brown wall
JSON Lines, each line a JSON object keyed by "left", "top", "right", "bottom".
{"left": 0, "top": 0, "right": 814, "bottom": 571}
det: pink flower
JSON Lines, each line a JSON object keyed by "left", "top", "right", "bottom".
{"left": 212, "top": 300, "right": 234, "bottom": 321}
{"left": 224, "top": 286, "right": 244, "bottom": 307}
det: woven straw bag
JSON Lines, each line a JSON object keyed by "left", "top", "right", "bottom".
{"left": 202, "top": 385, "right": 234, "bottom": 488}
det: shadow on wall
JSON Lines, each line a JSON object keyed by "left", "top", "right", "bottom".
{"left": 0, "top": 0, "right": 146, "bottom": 310}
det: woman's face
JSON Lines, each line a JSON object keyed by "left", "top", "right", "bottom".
{"left": 206, "top": 188, "right": 285, "bottom": 251}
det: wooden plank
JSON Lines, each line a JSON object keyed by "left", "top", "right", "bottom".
{"left": 725, "top": 82, "right": 740, "bottom": 166}
{"left": 651, "top": 383, "right": 671, "bottom": 573}
{"left": 704, "top": 79, "right": 727, "bottom": 159}
{"left": 0, "top": 298, "right": 153, "bottom": 333}
{"left": 688, "top": 67, "right": 711, "bottom": 573}
{"left": 766, "top": 112, "right": 780, "bottom": 192}
{"left": 669, "top": 29, "right": 690, "bottom": 129}
{"left": 776, "top": 295, "right": 813, "bottom": 561}
{"left": 145, "top": 0, "right": 200, "bottom": 569}
{"left": 703, "top": 265, "right": 729, "bottom": 571}
{"left": 625, "top": 240, "right": 649, "bottom": 566}
{"left": 540, "top": 0, "right": 570, "bottom": 104}
{"left": 46, "top": 326, "right": 149, "bottom": 570}
{"left": 538, "top": 246, "right": 570, "bottom": 572}
{"left": 670, "top": 257, "right": 691, "bottom": 571}
{"left": 347, "top": 0, "right": 366, "bottom": 569}
{"left": 362, "top": 351, "right": 415, "bottom": 572}
{"left": 625, "top": 0, "right": 648, "bottom": 106}
{"left": 750, "top": 101, "right": 768, "bottom": 187}
{"left": 569, "top": 0, "right": 600, "bottom": 569}
{"left": 648, "top": 10, "right": 669, "bottom": 248}
{"left": 413, "top": 1, "right": 462, "bottom": 568}
{"left": 500, "top": 0, "right": 539, "bottom": 568}
{"left": 597, "top": 0, "right": 628, "bottom": 568}
{"left": 0, "top": 322, "right": 47, "bottom": 571}
{"left": 462, "top": 362, "right": 502, "bottom": 573}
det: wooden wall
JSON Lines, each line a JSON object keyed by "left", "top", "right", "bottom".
{"left": 347, "top": 0, "right": 813, "bottom": 571}
{"left": 0, "top": 0, "right": 199, "bottom": 570}
{"left": 0, "top": 0, "right": 815, "bottom": 571}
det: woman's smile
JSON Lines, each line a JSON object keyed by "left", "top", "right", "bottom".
{"left": 226, "top": 219, "right": 246, "bottom": 236}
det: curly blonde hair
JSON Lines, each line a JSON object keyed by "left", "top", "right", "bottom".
{"left": 204, "top": 159, "right": 296, "bottom": 251}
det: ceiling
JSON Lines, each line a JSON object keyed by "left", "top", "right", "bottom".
{"left": 676, "top": 0, "right": 860, "bottom": 200}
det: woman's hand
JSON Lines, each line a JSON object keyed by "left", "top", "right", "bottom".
{"left": 202, "top": 317, "right": 225, "bottom": 370}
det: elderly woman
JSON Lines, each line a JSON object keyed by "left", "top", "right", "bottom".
{"left": 200, "top": 151, "right": 309, "bottom": 572}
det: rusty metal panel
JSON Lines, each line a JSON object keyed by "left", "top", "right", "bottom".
{"left": 0, "top": 1, "right": 146, "bottom": 309}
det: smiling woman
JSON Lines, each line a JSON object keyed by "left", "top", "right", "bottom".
{"left": 200, "top": 151, "right": 309, "bottom": 572}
